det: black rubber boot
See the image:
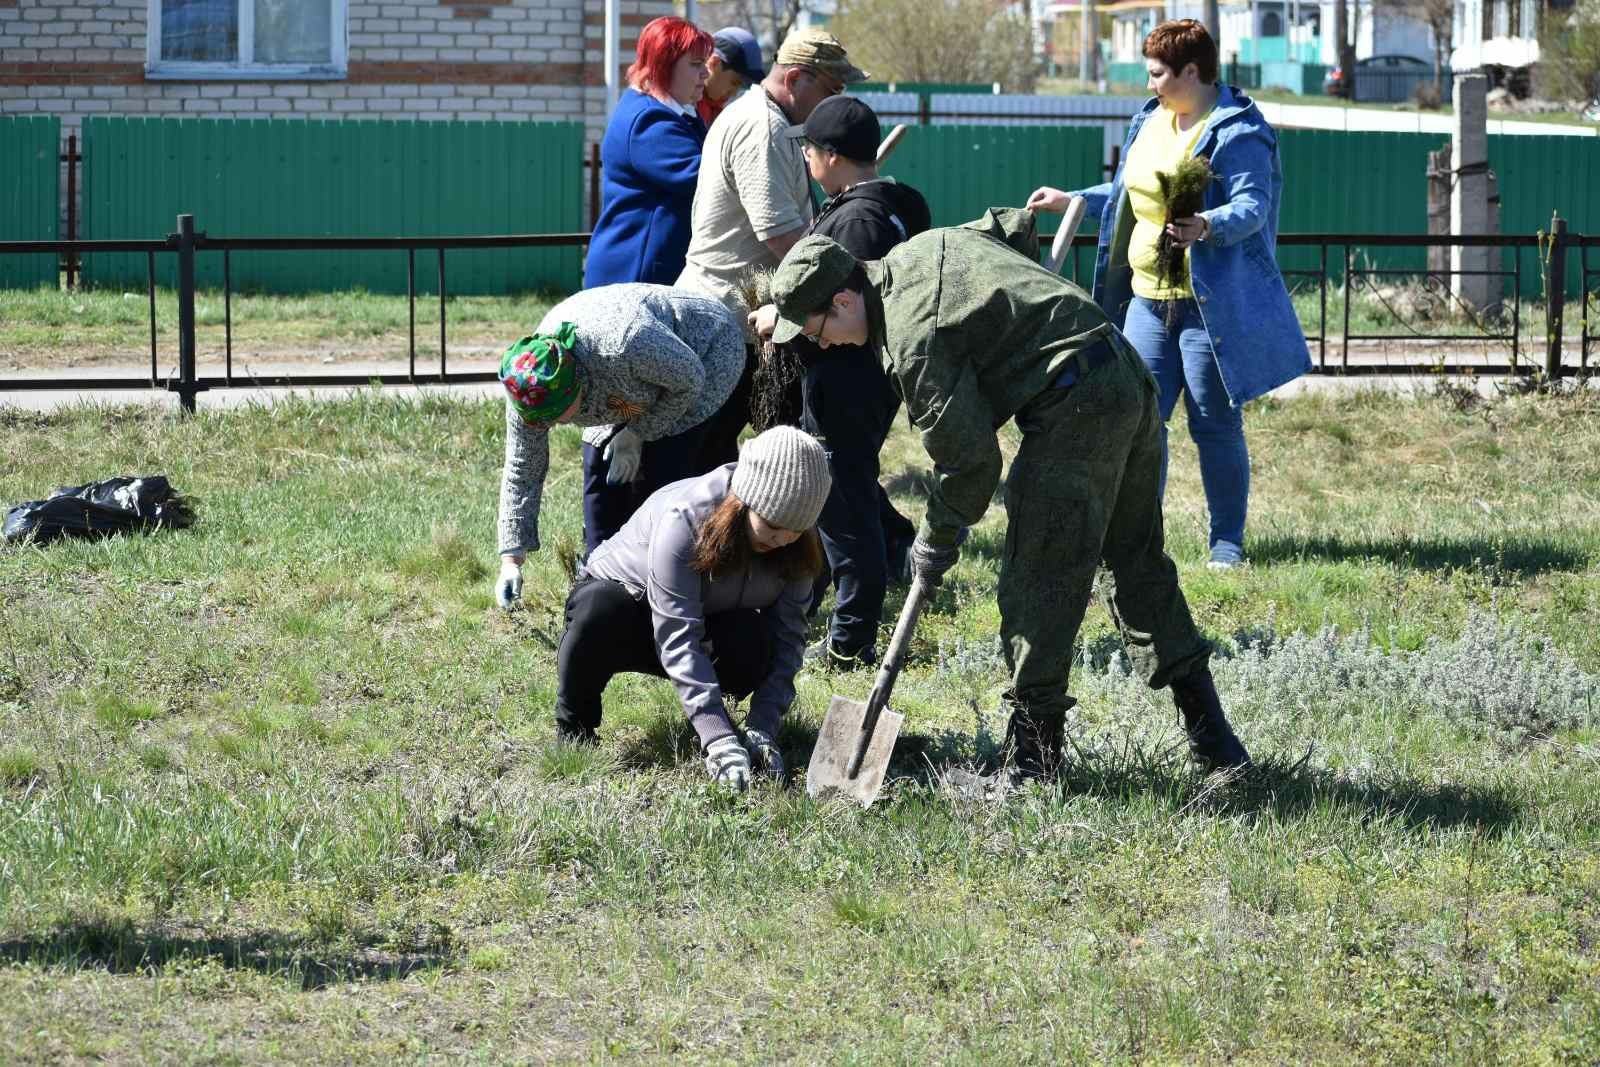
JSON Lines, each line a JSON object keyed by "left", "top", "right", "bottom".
{"left": 1002, "top": 694, "right": 1067, "bottom": 781}
{"left": 554, "top": 715, "right": 599, "bottom": 747}
{"left": 1170, "top": 668, "right": 1251, "bottom": 772}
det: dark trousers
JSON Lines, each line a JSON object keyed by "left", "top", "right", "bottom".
{"left": 553, "top": 577, "right": 772, "bottom": 737}
{"left": 694, "top": 345, "right": 756, "bottom": 470}
{"left": 694, "top": 344, "right": 805, "bottom": 471}
{"left": 581, "top": 422, "right": 710, "bottom": 557}
{"left": 802, "top": 354, "right": 914, "bottom": 655}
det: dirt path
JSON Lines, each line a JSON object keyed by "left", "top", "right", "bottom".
{"left": 1, "top": 337, "right": 508, "bottom": 373}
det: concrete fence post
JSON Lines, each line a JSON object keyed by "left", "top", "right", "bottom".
{"left": 1450, "top": 72, "right": 1492, "bottom": 312}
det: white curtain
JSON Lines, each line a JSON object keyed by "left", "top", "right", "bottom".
{"left": 254, "top": 0, "right": 333, "bottom": 63}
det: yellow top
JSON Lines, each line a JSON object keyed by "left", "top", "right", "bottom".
{"left": 1124, "top": 104, "right": 1212, "bottom": 300}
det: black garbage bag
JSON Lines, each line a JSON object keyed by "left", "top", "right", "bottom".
{"left": 2, "top": 476, "right": 194, "bottom": 546}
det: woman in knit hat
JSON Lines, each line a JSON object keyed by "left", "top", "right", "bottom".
{"left": 495, "top": 283, "right": 747, "bottom": 609}
{"left": 553, "top": 425, "right": 832, "bottom": 791}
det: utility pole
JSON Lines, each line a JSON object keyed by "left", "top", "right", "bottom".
{"left": 1205, "top": 0, "right": 1221, "bottom": 55}
{"left": 1079, "top": 0, "right": 1097, "bottom": 83}
{"left": 1334, "top": 0, "right": 1356, "bottom": 93}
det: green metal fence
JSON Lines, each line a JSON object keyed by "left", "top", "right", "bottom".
{"left": 1490, "top": 133, "right": 1600, "bottom": 298}
{"left": 1275, "top": 128, "right": 1436, "bottom": 287}
{"left": 877, "top": 124, "right": 1103, "bottom": 229}
{"left": 1275, "top": 129, "right": 1598, "bottom": 296}
{"left": 1220, "top": 62, "right": 1264, "bottom": 89}
{"left": 79, "top": 117, "right": 584, "bottom": 295}
{"left": 0, "top": 116, "right": 60, "bottom": 289}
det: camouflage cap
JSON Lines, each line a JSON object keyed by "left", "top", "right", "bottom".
{"left": 774, "top": 28, "right": 870, "bottom": 86}
{"left": 769, "top": 235, "right": 861, "bottom": 344}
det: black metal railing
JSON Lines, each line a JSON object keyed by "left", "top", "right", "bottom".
{"left": 1, "top": 214, "right": 1592, "bottom": 413}
{"left": 2, "top": 216, "right": 590, "bottom": 411}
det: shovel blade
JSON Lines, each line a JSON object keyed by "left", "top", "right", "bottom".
{"left": 805, "top": 695, "right": 904, "bottom": 807}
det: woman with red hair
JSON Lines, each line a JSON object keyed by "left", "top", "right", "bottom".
{"left": 581, "top": 16, "right": 715, "bottom": 553}
{"left": 585, "top": 17, "right": 712, "bottom": 290}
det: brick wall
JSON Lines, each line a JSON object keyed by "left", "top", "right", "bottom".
{"left": 0, "top": 0, "right": 669, "bottom": 139}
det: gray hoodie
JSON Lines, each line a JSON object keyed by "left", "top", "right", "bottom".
{"left": 496, "top": 284, "right": 746, "bottom": 555}
{"left": 582, "top": 464, "right": 810, "bottom": 747}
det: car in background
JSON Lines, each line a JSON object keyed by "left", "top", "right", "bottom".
{"left": 1324, "top": 54, "right": 1431, "bottom": 100}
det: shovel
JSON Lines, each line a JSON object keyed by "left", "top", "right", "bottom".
{"left": 805, "top": 576, "right": 933, "bottom": 807}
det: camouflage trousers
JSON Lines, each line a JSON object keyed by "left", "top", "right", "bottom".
{"left": 997, "top": 337, "right": 1213, "bottom": 716}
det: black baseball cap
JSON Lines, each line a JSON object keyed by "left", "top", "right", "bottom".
{"left": 802, "top": 95, "right": 880, "bottom": 164}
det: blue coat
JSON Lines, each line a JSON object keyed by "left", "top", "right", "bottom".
{"left": 584, "top": 89, "right": 707, "bottom": 288}
{"left": 1075, "top": 86, "right": 1311, "bottom": 405}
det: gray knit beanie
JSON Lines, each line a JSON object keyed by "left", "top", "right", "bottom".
{"left": 730, "top": 426, "right": 832, "bottom": 531}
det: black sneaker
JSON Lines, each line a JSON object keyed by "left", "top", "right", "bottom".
{"left": 803, "top": 638, "right": 877, "bottom": 670}
{"left": 1170, "top": 668, "right": 1251, "bottom": 772}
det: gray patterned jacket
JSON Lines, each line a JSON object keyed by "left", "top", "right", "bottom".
{"left": 496, "top": 284, "right": 745, "bottom": 556}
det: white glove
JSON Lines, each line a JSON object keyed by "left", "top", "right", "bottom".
{"left": 495, "top": 558, "right": 523, "bottom": 610}
{"left": 704, "top": 735, "right": 751, "bottom": 791}
{"left": 745, "top": 728, "right": 785, "bottom": 780}
{"left": 603, "top": 426, "right": 643, "bottom": 486}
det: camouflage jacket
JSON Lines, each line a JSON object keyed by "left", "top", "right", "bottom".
{"left": 864, "top": 208, "right": 1127, "bottom": 546}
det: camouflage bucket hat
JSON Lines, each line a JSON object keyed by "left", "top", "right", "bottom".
{"left": 500, "top": 322, "right": 580, "bottom": 426}
{"left": 775, "top": 28, "right": 870, "bottom": 85}
{"left": 769, "top": 235, "right": 860, "bottom": 344}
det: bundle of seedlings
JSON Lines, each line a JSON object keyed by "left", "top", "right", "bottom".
{"left": 1154, "top": 155, "right": 1214, "bottom": 322}
{"left": 735, "top": 268, "right": 804, "bottom": 432}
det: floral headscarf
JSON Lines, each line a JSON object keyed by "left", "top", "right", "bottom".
{"left": 499, "top": 323, "right": 580, "bottom": 427}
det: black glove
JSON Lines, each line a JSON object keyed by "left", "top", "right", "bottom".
{"left": 909, "top": 535, "right": 961, "bottom": 587}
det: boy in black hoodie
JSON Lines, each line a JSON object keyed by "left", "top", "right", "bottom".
{"left": 792, "top": 95, "right": 933, "bottom": 667}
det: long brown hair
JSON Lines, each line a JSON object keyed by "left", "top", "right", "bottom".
{"left": 691, "top": 492, "right": 825, "bottom": 582}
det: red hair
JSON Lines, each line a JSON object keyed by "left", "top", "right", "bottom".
{"left": 627, "top": 17, "right": 713, "bottom": 95}
{"left": 1144, "top": 19, "right": 1219, "bottom": 84}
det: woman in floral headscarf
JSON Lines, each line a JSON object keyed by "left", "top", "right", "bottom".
{"left": 493, "top": 283, "right": 746, "bottom": 609}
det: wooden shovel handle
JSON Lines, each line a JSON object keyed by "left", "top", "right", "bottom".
{"left": 876, "top": 124, "right": 908, "bottom": 166}
{"left": 846, "top": 576, "right": 931, "bottom": 778}
{"left": 1047, "top": 195, "right": 1088, "bottom": 275}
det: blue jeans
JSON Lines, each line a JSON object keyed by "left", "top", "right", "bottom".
{"left": 1121, "top": 295, "right": 1249, "bottom": 561}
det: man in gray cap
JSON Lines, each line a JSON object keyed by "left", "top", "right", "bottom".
{"left": 676, "top": 27, "right": 870, "bottom": 469}
{"left": 698, "top": 27, "right": 765, "bottom": 126}
{"left": 748, "top": 214, "right": 1253, "bottom": 780}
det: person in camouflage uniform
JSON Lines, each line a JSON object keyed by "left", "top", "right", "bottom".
{"left": 749, "top": 209, "right": 1251, "bottom": 777}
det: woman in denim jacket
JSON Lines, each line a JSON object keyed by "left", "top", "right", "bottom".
{"left": 1029, "top": 19, "right": 1310, "bottom": 568}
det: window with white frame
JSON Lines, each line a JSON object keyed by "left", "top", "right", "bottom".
{"left": 146, "top": 0, "right": 348, "bottom": 79}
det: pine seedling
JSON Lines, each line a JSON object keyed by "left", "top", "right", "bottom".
{"left": 735, "top": 267, "right": 804, "bottom": 432}
{"left": 1154, "top": 155, "right": 1215, "bottom": 311}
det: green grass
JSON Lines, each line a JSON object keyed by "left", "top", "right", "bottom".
{"left": 1, "top": 389, "right": 1598, "bottom": 1061}
{"left": 7, "top": 275, "right": 1584, "bottom": 380}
